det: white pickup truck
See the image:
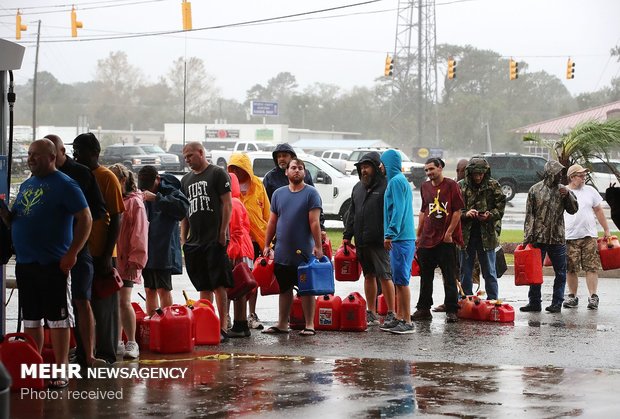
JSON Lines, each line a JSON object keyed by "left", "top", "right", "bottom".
{"left": 207, "top": 141, "right": 276, "bottom": 167}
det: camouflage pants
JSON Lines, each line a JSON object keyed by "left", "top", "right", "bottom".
{"left": 566, "top": 237, "right": 601, "bottom": 273}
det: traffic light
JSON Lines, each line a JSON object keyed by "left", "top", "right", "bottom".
{"left": 71, "top": 6, "right": 83, "bottom": 38}
{"left": 182, "top": 0, "right": 192, "bottom": 31}
{"left": 16, "top": 10, "right": 27, "bottom": 40}
{"left": 447, "top": 58, "right": 456, "bottom": 79}
{"left": 566, "top": 58, "right": 575, "bottom": 79}
{"left": 509, "top": 58, "right": 519, "bottom": 80}
{"left": 384, "top": 54, "right": 393, "bottom": 77}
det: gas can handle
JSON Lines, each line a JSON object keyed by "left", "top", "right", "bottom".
{"left": 608, "top": 236, "right": 614, "bottom": 248}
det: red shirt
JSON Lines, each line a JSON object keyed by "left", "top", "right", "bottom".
{"left": 418, "top": 177, "right": 464, "bottom": 248}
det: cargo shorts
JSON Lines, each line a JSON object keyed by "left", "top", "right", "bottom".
{"left": 566, "top": 237, "right": 601, "bottom": 273}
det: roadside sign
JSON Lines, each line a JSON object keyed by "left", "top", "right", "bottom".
{"left": 251, "top": 101, "right": 279, "bottom": 117}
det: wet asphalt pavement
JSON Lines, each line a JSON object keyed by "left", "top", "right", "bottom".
{"left": 5, "top": 266, "right": 620, "bottom": 417}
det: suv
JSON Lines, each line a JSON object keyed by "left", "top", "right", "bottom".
{"left": 474, "top": 153, "right": 547, "bottom": 201}
{"left": 138, "top": 143, "right": 179, "bottom": 171}
{"left": 100, "top": 144, "right": 161, "bottom": 172}
{"left": 345, "top": 148, "right": 423, "bottom": 184}
{"left": 246, "top": 151, "right": 358, "bottom": 220}
{"left": 587, "top": 160, "right": 620, "bottom": 198}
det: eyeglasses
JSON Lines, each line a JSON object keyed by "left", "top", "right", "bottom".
{"left": 571, "top": 173, "right": 587, "bottom": 178}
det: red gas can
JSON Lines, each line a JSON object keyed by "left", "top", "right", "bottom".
{"left": 227, "top": 263, "right": 258, "bottom": 300}
{"left": 314, "top": 294, "right": 342, "bottom": 331}
{"left": 543, "top": 253, "right": 552, "bottom": 266}
{"left": 411, "top": 255, "right": 420, "bottom": 276}
{"left": 598, "top": 236, "right": 620, "bottom": 270}
{"left": 193, "top": 299, "right": 220, "bottom": 346}
{"left": 488, "top": 301, "right": 515, "bottom": 322}
{"left": 149, "top": 304, "right": 195, "bottom": 353}
{"left": 0, "top": 333, "right": 45, "bottom": 390}
{"left": 254, "top": 257, "right": 280, "bottom": 296}
{"left": 471, "top": 298, "right": 493, "bottom": 321}
{"left": 42, "top": 327, "right": 77, "bottom": 363}
{"left": 289, "top": 294, "right": 306, "bottom": 330}
{"left": 138, "top": 317, "right": 151, "bottom": 349}
{"left": 514, "top": 244, "right": 543, "bottom": 286}
{"left": 334, "top": 243, "right": 362, "bottom": 281}
{"left": 457, "top": 296, "right": 476, "bottom": 319}
{"left": 377, "top": 294, "right": 398, "bottom": 316}
{"left": 340, "top": 292, "right": 367, "bottom": 332}
{"left": 322, "top": 237, "right": 333, "bottom": 261}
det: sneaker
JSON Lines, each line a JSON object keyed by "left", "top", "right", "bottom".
{"left": 380, "top": 317, "right": 401, "bottom": 331}
{"left": 563, "top": 294, "right": 579, "bottom": 309}
{"left": 388, "top": 320, "right": 415, "bottom": 334}
{"left": 545, "top": 304, "right": 562, "bottom": 313}
{"left": 116, "top": 341, "right": 125, "bottom": 357}
{"left": 220, "top": 330, "right": 230, "bottom": 343}
{"left": 382, "top": 311, "right": 396, "bottom": 325}
{"left": 587, "top": 294, "right": 599, "bottom": 310}
{"left": 366, "top": 310, "right": 380, "bottom": 326}
{"left": 411, "top": 309, "right": 433, "bottom": 321}
{"left": 446, "top": 312, "right": 459, "bottom": 323}
{"left": 228, "top": 328, "right": 251, "bottom": 338}
{"left": 248, "top": 313, "right": 264, "bottom": 330}
{"left": 124, "top": 341, "right": 140, "bottom": 359}
{"left": 432, "top": 304, "right": 446, "bottom": 312}
{"left": 519, "top": 304, "right": 542, "bottom": 312}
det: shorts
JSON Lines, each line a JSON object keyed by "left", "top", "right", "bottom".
{"left": 71, "top": 247, "right": 93, "bottom": 300}
{"left": 274, "top": 263, "right": 299, "bottom": 293}
{"left": 390, "top": 240, "right": 415, "bottom": 287}
{"left": 16, "top": 262, "right": 75, "bottom": 329}
{"left": 143, "top": 268, "right": 173, "bottom": 291}
{"left": 567, "top": 237, "right": 601, "bottom": 273}
{"left": 357, "top": 246, "right": 392, "bottom": 280}
{"left": 183, "top": 242, "right": 234, "bottom": 291}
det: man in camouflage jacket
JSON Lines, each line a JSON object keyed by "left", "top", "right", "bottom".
{"left": 458, "top": 157, "right": 506, "bottom": 300}
{"left": 521, "top": 160, "right": 578, "bottom": 313}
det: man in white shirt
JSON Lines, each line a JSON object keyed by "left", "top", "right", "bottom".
{"left": 563, "top": 164, "right": 611, "bottom": 310}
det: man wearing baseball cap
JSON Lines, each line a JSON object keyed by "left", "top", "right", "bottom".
{"left": 563, "top": 163, "right": 610, "bottom": 310}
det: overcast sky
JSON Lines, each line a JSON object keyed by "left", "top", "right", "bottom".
{"left": 2, "top": 0, "right": 619, "bottom": 102}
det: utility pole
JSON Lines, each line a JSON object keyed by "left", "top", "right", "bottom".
{"left": 32, "top": 20, "right": 41, "bottom": 141}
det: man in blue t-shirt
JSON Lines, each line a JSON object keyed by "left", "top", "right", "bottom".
{"left": 262, "top": 158, "right": 323, "bottom": 336}
{"left": 0, "top": 139, "right": 91, "bottom": 389}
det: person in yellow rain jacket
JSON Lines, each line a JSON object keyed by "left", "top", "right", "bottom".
{"left": 227, "top": 153, "right": 271, "bottom": 330}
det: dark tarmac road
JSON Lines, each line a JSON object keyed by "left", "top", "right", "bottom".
{"left": 5, "top": 269, "right": 620, "bottom": 417}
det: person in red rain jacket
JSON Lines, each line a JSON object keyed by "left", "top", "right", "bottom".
{"left": 227, "top": 172, "right": 255, "bottom": 338}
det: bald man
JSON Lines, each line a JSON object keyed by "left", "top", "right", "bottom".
{"left": 1, "top": 139, "right": 92, "bottom": 388}
{"left": 456, "top": 159, "right": 468, "bottom": 182}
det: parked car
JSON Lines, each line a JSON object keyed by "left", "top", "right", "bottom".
{"left": 345, "top": 148, "right": 423, "bottom": 184}
{"left": 138, "top": 143, "right": 179, "bottom": 171}
{"left": 587, "top": 160, "right": 620, "bottom": 198}
{"left": 474, "top": 153, "right": 547, "bottom": 201}
{"left": 321, "top": 149, "right": 351, "bottom": 174}
{"left": 100, "top": 144, "right": 161, "bottom": 172}
{"left": 246, "top": 151, "right": 357, "bottom": 220}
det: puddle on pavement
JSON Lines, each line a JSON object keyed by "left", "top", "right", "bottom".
{"left": 9, "top": 352, "right": 620, "bottom": 418}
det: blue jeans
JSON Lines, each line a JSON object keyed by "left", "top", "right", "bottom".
{"left": 459, "top": 234, "right": 498, "bottom": 300}
{"left": 528, "top": 243, "right": 566, "bottom": 307}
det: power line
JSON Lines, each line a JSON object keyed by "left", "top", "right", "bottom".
{"left": 0, "top": 0, "right": 167, "bottom": 16}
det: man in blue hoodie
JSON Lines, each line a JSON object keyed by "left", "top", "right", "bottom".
{"left": 379, "top": 149, "right": 416, "bottom": 334}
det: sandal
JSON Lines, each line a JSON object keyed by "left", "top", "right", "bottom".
{"left": 49, "top": 378, "right": 69, "bottom": 389}
{"left": 262, "top": 326, "right": 290, "bottom": 334}
{"left": 299, "top": 328, "right": 316, "bottom": 336}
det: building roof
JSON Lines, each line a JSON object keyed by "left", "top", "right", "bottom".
{"left": 514, "top": 100, "right": 620, "bottom": 137}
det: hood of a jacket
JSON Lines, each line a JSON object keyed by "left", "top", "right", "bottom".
{"left": 229, "top": 172, "right": 241, "bottom": 198}
{"left": 464, "top": 157, "right": 491, "bottom": 185}
{"left": 353, "top": 151, "right": 382, "bottom": 180}
{"left": 271, "top": 143, "right": 297, "bottom": 167}
{"left": 159, "top": 172, "right": 182, "bottom": 192}
{"left": 380, "top": 149, "right": 402, "bottom": 180}
{"left": 228, "top": 152, "right": 254, "bottom": 178}
{"left": 543, "top": 160, "right": 565, "bottom": 186}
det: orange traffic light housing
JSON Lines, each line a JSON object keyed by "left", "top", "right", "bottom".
{"left": 384, "top": 55, "right": 394, "bottom": 77}
{"left": 182, "top": 1, "right": 192, "bottom": 31}
{"left": 509, "top": 58, "right": 519, "bottom": 80}
{"left": 71, "top": 6, "right": 83, "bottom": 37}
{"left": 447, "top": 58, "right": 456, "bottom": 79}
{"left": 566, "top": 58, "right": 575, "bottom": 79}
{"left": 16, "top": 10, "right": 27, "bottom": 40}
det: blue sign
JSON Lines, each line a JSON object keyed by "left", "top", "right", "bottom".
{"left": 251, "top": 101, "right": 279, "bottom": 117}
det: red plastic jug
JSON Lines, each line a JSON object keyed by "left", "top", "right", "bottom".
{"left": 543, "top": 253, "right": 552, "bottom": 266}
{"left": 227, "top": 263, "right": 258, "bottom": 300}
{"left": 253, "top": 257, "right": 280, "bottom": 296}
{"left": 193, "top": 299, "right": 220, "bottom": 346}
{"left": 42, "top": 327, "right": 77, "bottom": 363}
{"left": 471, "top": 298, "right": 493, "bottom": 321}
{"left": 150, "top": 304, "right": 195, "bottom": 353}
{"left": 411, "top": 255, "right": 420, "bottom": 276}
{"left": 138, "top": 316, "right": 151, "bottom": 349}
{"left": 314, "top": 294, "right": 342, "bottom": 331}
{"left": 457, "top": 296, "right": 476, "bottom": 319}
{"left": 334, "top": 243, "right": 362, "bottom": 282}
{"left": 340, "top": 292, "right": 367, "bottom": 332}
{"left": 514, "top": 244, "right": 543, "bottom": 286}
{"left": 488, "top": 301, "right": 515, "bottom": 322}
{"left": 377, "top": 294, "right": 398, "bottom": 316}
{"left": 322, "top": 237, "right": 333, "bottom": 261}
{"left": 289, "top": 294, "right": 306, "bottom": 330}
{"left": 598, "top": 236, "right": 620, "bottom": 270}
{"left": 0, "top": 333, "right": 45, "bottom": 390}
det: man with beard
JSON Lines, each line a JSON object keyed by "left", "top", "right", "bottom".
{"left": 521, "top": 160, "right": 578, "bottom": 313}
{"left": 343, "top": 152, "right": 395, "bottom": 326}
{"left": 263, "top": 158, "right": 323, "bottom": 336}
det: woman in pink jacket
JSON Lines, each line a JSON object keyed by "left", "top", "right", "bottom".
{"left": 109, "top": 164, "right": 149, "bottom": 359}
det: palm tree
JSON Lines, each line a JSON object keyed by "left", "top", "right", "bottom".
{"left": 524, "top": 119, "right": 620, "bottom": 184}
